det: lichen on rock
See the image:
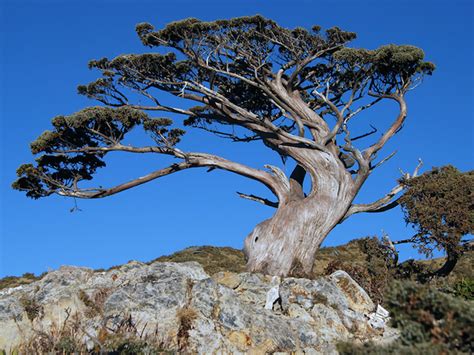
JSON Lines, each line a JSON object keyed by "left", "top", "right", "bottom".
{"left": 0, "top": 262, "right": 397, "bottom": 353}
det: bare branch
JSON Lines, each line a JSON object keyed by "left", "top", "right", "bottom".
{"left": 344, "top": 97, "right": 382, "bottom": 121}
{"left": 236, "top": 192, "right": 278, "bottom": 208}
{"left": 51, "top": 144, "right": 181, "bottom": 156}
{"left": 351, "top": 125, "right": 378, "bottom": 142}
{"left": 313, "top": 87, "right": 347, "bottom": 146}
{"left": 127, "top": 104, "right": 195, "bottom": 116}
{"left": 339, "top": 123, "right": 370, "bottom": 181}
{"left": 264, "top": 164, "right": 291, "bottom": 192}
{"left": 364, "top": 94, "right": 407, "bottom": 160}
{"left": 343, "top": 159, "right": 423, "bottom": 219}
{"left": 193, "top": 125, "right": 261, "bottom": 142}
{"left": 57, "top": 162, "right": 193, "bottom": 198}
{"left": 370, "top": 150, "right": 397, "bottom": 171}
{"left": 54, "top": 143, "right": 290, "bottom": 202}
{"left": 391, "top": 234, "right": 419, "bottom": 245}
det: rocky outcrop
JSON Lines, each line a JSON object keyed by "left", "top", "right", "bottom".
{"left": 0, "top": 261, "right": 397, "bottom": 353}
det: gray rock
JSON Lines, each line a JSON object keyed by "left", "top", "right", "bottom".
{"left": 0, "top": 262, "right": 396, "bottom": 353}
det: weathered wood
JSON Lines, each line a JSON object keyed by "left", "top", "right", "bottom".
{"left": 244, "top": 151, "right": 355, "bottom": 276}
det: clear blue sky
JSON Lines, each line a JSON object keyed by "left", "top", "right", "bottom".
{"left": 1, "top": 0, "right": 473, "bottom": 277}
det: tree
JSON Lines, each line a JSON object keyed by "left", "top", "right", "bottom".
{"left": 13, "top": 16, "right": 435, "bottom": 276}
{"left": 397, "top": 166, "right": 474, "bottom": 276}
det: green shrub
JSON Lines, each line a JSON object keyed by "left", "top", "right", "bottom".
{"left": 0, "top": 272, "right": 46, "bottom": 290}
{"left": 394, "top": 259, "right": 431, "bottom": 282}
{"left": 385, "top": 280, "right": 473, "bottom": 352}
{"left": 99, "top": 333, "right": 174, "bottom": 354}
{"left": 151, "top": 246, "right": 246, "bottom": 275}
{"left": 337, "top": 340, "right": 450, "bottom": 354}
{"left": 399, "top": 166, "right": 474, "bottom": 277}
{"left": 55, "top": 336, "right": 78, "bottom": 353}
{"left": 452, "top": 278, "right": 474, "bottom": 300}
{"left": 338, "top": 279, "right": 473, "bottom": 353}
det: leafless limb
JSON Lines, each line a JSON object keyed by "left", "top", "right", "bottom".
{"left": 236, "top": 192, "right": 279, "bottom": 208}
{"left": 351, "top": 125, "right": 378, "bottom": 141}
{"left": 364, "top": 94, "right": 407, "bottom": 160}
{"left": 370, "top": 150, "right": 397, "bottom": 171}
{"left": 54, "top": 144, "right": 290, "bottom": 202}
{"left": 343, "top": 159, "right": 423, "bottom": 219}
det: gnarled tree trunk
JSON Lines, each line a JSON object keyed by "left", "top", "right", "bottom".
{"left": 244, "top": 152, "right": 356, "bottom": 276}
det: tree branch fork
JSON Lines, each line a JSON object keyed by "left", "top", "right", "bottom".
{"left": 342, "top": 158, "right": 423, "bottom": 220}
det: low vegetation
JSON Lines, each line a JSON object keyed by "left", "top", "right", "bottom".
{"left": 19, "top": 295, "right": 43, "bottom": 322}
{"left": 338, "top": 279, "right": 474, "bottom": 354}
{"left": 6, "top": 310, "right": 174, "bottom": 354}
{"left": 398, "top": 166, "right": 473, "bottom": 277}
{"left": 326, "top": 239, "right": 474, "bottom": 353}
{"left": 151, "top": 246, "right": 246, "bottom": 275}
{"left": 0, "top": 272, "right": 45, "bottom": 291}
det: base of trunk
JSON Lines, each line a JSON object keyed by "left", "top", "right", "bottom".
{"left": 243, "top": 197, "right": 350, "bottom": 277}
{"left": 434, "top": 249, "right": 459, "bottom": 277}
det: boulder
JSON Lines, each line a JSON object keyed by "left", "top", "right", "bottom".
{"left": 0, "top": 262, "right": 397, "bottom": 353}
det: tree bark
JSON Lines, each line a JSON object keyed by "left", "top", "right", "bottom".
{"left": 244, "top": 153, "right": 355, "bottom": 276}
{"left": 434, "top": 247, "right": 459, "bottom": 277}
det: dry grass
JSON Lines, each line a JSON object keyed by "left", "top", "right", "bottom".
{"left": 312, "top": 239, "right": 370, "bottom": 276}
{"left": 177, "top": 307, "right": 197, "bottom": 351}
{"left": 2, "top": 240, "right": 472, "bottom": 291}
{"left": 78, "top": 287, "right": 111, "bottom": 318}
{"left": 11, "top": 309, "right": 175, "bottom": 353}
{"left": 149, "top": 240, "right": 386, "bottom": 278}
{"left": 0, "top": 272, "right": 45, "bottom": 291}
{"left": 19, "top": 295, "right": 43, "bottom": 322}
{"left": 150, "top": 245, "right": 247, "bottom": 275}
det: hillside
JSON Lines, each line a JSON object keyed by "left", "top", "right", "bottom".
{"left": 2, "top": 239, "right": 473, "bottom": 290}
{"left": 153, "top": 240, "right": 474, "bottom": 282}
{"left": 0, "top": 239, "right": 472, "bottom": 353}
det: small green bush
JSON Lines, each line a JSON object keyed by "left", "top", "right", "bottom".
{"left": 338, "top": 279, "right": 473, "bottom": 353}
{"left": 337, "top": 340, "right": 450, "bottom": 354}
{"left": 55, "top": 336, "right": 78, "bottom": 353}
{"left": 386, "top": 280, "right": 473, "bottom": 352}
{"left": 99, "top": 332, "right": 174, "bottom": 354}
{"left": 452, "top": 278, "right": 474, "bottom": 300}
